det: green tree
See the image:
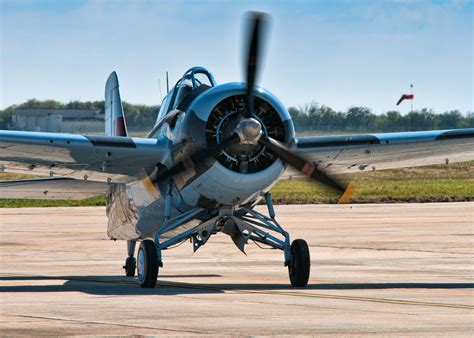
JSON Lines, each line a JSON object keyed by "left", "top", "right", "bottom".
{"left": 436, "top": 110, "right": 463, "bottom": 129}
{"left": 379, "top": 111, "right": 403, "bottom": 132}
{"left": 345, "top": 106, "right": 375, "bottom": 131}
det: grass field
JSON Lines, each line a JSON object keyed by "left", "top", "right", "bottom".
{"left": 273, "top": 161, "right": 474, "bottom": 204}
{"left": 0, "top": 162, "right": 473, "bottom": 207}
{"left": 271, "top": 178, "right": 474, "bottom": 204}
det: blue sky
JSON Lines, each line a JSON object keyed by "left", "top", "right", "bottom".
{"left": 1, "top": 0, "right": 472, "bottom": 114}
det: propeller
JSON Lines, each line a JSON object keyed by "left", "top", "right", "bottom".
{"left": 258, "top": 137, "right": 344, "bottom": 192}
{"left": 154, "top": 11, "right": 355, "bottom": 203}
{"left": 244, "top": 11, "right": 268, "bottom": 118}
{"left": 255, "top": 134, "right": 355, "bottom": 202}
{"left": 154, "top": 133, "right": 240, "bottom": 182}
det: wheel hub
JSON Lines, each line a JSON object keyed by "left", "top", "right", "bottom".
{"left": 137, "top": 248, "right": 145, "bottom": 282}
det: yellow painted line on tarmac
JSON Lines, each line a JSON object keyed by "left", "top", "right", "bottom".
{"left": 235, "top": 289, "right": 474, "bottom": 310}
{"left": 158, "top": 281, "right": 474, "bottom": 310}
{"left": 2, "top": 273, "right": 472, "bottom": 310}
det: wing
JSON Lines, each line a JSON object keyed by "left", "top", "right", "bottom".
{"left": 0, "top": 177, "right": 107, "bottom": 200}
{"left": 294, "top": 128, "right": 474, "bottom": 174}
{"left": 0, "top": 130, "right": 171, "bottom": 183}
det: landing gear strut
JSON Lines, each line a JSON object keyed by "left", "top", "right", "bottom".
{"left": 236, "top": 192, "right": 311, "bottom": 287}
{"left": 123, "top": 240, "right": 136, "bottom": 277}
{"left": 124, "top": 189, "right": 311, "bottom": 288}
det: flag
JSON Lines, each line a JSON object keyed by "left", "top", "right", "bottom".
{"left": 396, "top": 93, "right": 414, "bottom": 106}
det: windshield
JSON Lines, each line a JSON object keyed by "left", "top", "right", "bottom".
{"left": 155, "top": 67, "right": 216, "bottom": 124}
{"left": 168, "top": 67, "right": 217, "bottom": 113}
{"left": 151, "top": 67, "right": 217, "bottom": 136}
{"left": 156, "top": 94, "right": 171, "bottom": 122}
{"left": 194, "top": 72, "right": 213, "bottom": 87}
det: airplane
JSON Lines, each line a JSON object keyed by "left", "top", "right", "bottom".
{"left": 1, "top": 12, "right": 473, "bottom": 288}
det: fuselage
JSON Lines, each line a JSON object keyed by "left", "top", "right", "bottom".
{"left": 106, "top": 67, "right": 295, "bottom": 241}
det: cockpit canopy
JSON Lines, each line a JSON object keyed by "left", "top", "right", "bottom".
{"left": 156, "top": 67, "right": 216, "bottom": 122}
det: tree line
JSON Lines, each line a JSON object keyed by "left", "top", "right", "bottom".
{"left": 289, "top": 102, "right": 473, "bottom": 132}
{"left": 0, "top": 99, "right": 472, "bottom": 132}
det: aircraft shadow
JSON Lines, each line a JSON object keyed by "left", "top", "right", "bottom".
{"left": 0, "top": 274, "right": 472, "bottom": 296}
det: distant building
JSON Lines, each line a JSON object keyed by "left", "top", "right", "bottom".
{"left": 12, "top": 109, "right": 105, "bottom": 134}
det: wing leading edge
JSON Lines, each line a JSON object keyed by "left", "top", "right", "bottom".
{"left": 294, "top": 128, "right": 474, "bottom": 174}
{"left": 0, "top": 130, "right": 171, "bottom": 183}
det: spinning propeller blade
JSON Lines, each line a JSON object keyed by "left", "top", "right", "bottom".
{"left": 154, "top": 134, "right": 240, "bottom": 181}
{"left": 244, "top": 12, "right": 269, "bottom": 118}
{"left": 258, "top": 136, "right": 347, "bottom": 194}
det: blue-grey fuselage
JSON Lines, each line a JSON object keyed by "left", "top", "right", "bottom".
{"left": 106, "top": 67, "right": 295, "bottom": 241}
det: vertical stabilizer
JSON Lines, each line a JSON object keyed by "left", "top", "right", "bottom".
{"left": 105, "top": 71, "right": 128, "bottom": 137}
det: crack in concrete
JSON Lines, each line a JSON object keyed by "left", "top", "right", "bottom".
{"left": 8, "top": 313, "right": 208, "bottom": 335}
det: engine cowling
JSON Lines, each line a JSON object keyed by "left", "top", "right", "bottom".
{"left": 184, "top": 82, "right": 295, "bottom": 173}
{"left": 176, "top": 82, "right": 295, "bottom": 207}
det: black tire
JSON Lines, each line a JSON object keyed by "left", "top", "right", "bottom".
{"left": 288, "top": 239, "right": 310, "bottom": 287}
{"left": 123, "top": 256, "right": 136, "bottom": 277}
{"left": 137, "top": 240, "right": 158, "bottom": 288}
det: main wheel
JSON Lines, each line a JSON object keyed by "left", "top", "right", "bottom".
{"left": 288, "top": 239, "right": 310, "bottom": 287}
{"left": 123, "top": 256, "right": 136, "bottom": 277}
{"left": 137, "top": 240, "right": 158, "bottom": 288}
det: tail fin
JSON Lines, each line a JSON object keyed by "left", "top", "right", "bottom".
{"left": 105, "top": 71, "right": 128, "bottom": 137}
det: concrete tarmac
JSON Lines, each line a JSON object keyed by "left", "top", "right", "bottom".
{"left": 1, "top": 203, "right": 473, "bottom": 336}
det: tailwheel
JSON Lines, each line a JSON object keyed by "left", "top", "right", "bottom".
{"left": 288, "top": 239, "right": 310, "bottom": 287}
{"left": 123, "top": 256, "right": 136, "bottom": 277}
{"left": 137, "top": 240, "right": 158, "bottom": 288}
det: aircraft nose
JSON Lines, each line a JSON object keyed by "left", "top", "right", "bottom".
{"left": 235, "top": 118, "right": 263, "bottom": 144}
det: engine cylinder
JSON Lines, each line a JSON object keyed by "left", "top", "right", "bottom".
{"left": 177, "top": 82, "right": 295, "bottom": 207}
{"left": 183, "top": 82, "right": 294, "bottom": 172}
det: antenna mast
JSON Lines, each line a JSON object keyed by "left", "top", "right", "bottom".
{"left": 158, "top": 78, "right": 163, "bottom": 101}
{"left": 166, "top": 71, "right": 169, "bottom": 93}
